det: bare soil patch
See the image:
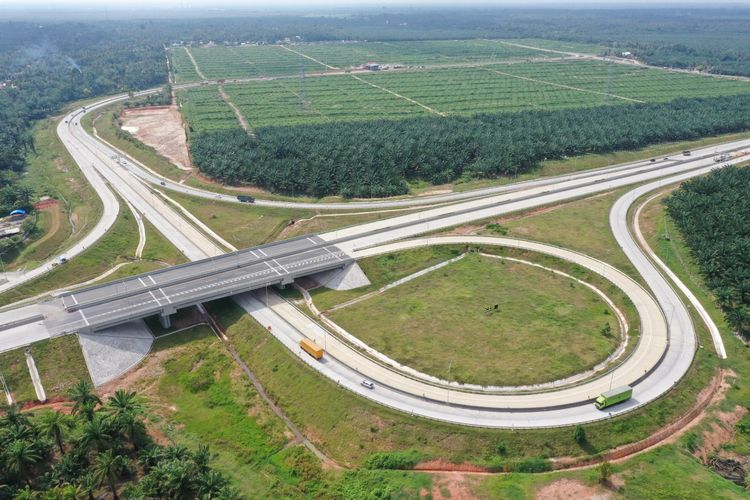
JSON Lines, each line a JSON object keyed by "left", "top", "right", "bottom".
{"left": 535, "top": 479, "right": 610, "bottom": 500}
{"left": 431, "top": 472, "right": 477, "bottom": 500}
{"left": 120, "top": 105, "right": 192, "bottom": 170}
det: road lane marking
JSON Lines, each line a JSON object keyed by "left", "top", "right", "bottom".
{"left": 79, "top": 310, "right": 90, "bottom": 327}
{"left": 273, "top": 259, "right": 289, "bottom": 274}
{"left": 138, "top": 277, "right": 147, "bottom": 288}
{"left": 148, "top": 290, "right": 161, "bottom": 306}
{"left": 264, "top": 261, "right": 282, "bottom": 275}
{"left": 149, "top": 276, "right": 157, "bottom": 285}
{"left": 159, "top": 288, "right": 172, "bottom": 304}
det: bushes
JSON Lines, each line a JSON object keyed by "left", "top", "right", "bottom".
{"left": 486, "top": 456, "right": 553, "bottom": 473}
{"left": 362, "top": 450, "right": 424, "bottom": 470}
{"left": 190, "top": 94, "right": 750, "bottom": 198}
{"left": 665, "top": 166, "right": 750, "bottom": 339}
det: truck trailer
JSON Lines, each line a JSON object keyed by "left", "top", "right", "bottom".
{"left": 299, "top": 338, "right": 324, "bottom": 360}
{"left": 594, "top": 385, "right": 632, "bottom": 410}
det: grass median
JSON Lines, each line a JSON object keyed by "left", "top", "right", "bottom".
{"left": 328, "top": 252, "right": 620, "bottom": 387}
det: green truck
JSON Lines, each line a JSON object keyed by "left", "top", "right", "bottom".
{"left": 594, "top": 385, "right": 633, "bottom": 410}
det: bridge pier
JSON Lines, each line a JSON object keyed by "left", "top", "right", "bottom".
{"left": 158, "top": 312, "right": 171, "bottom": 329}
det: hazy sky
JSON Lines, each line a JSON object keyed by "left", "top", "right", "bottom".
{"left": 3, "top": 0, "right": 735, "bottom": 8}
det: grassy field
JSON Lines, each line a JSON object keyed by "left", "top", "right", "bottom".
{"left": 497, "top": 188, "right": 639, "bottom": 278}
{"left": 178, "top": 59, "right": 750, "bottom": 130}
{"left": 0, "top": 335, "right": 90, "bottom": 405}
{"left": 472, "top": 445, "right": 747, "bottom": 498}
{"left": 328, "top": 253, "right": 620, "bottom": 386}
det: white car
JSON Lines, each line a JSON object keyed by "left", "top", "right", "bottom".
{"left": 361, "top": 380, "right": 375, "bottom": 389}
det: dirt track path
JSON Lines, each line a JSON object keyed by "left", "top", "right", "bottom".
{"left": 218, "top": 86, "right": 254, "bottom": 137}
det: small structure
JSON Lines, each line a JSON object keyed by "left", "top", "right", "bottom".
{"left": 621, "top": 51, "right": 633, "bottom": 58}
{"left": 363, "top": 62, "right": 380, "bottom": 71}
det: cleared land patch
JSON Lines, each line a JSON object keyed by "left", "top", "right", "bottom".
{"left": 120, "top": 105, "right": 192, "bottom": 169}
{"left": 327, "top": 253, "right": 620, "bottom": 386}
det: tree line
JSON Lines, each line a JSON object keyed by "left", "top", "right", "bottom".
{"left": 665, "top": 166, "right": 750, "bottom": 340}
{"left": 0, "top": 380, "right": 239, "bottom": 498}
{"left": 190, "top": 94, "right": 750, "bottom": 199}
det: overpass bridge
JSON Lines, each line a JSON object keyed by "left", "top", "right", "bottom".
{"left": 42, "top": 235, "right": 351, "bottom": 334}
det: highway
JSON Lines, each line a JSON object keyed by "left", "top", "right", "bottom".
{"left": 43, "top": 236, "right": 350, "bottom": 334}
{"left": 0, "top": 86, "right": 745, "bottom": 426}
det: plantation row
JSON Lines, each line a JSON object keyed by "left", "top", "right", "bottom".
{"left": 665, "top": 166, "right": 750, "bottom": 340}
{"left": 178, "top": 59, "right": 750, "bottom": 130}
{"left": 177, "top": 87, "right": 237, "bottom": 133}
{"left": 171, "top": 47, "right": 203, "bottom": 83}
{"left": 189, "top": 94, "right": 750, "bottom": 198}
{"left": 483, "top": 60, "right": 750, "bottom": 101}
{"left": 190, "top": 45, "right": 327, "bottom": 81}
{"left": 170, "top": 39, "right": 578, "bottom": 83}
{"left": 286, "top": 39, "right": 555, "bottom": 69}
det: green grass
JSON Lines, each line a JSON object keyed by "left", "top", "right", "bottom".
{"left": 328, "top": 253, "right": 619, "bottom": 386}
{"left": 206, "top": 297, "right": 715, "bottom": 467}
{"left": 166, "top": 191, "right": 312, "bottom": 247}
{"left": 309, "top": 245, "right": 464, "bottom": 312}
{"left": 613, "top": 445, "right": 748, "bottom": 499}
{"left": 143, "top": 326, "right": 333, "bottom": 497}
{"left": 5, "top": 117, "right": 103, "bottom": 271}
{"left": 499, "top": 188, "right": 639, "bottom": 278}
{"left": 472, "top": 445, "right": 746, "bottom": 499}
{"left": 0, "top": 347, "right": 34, "bottom": 404}
{"left": 0, "top": 335, "right": 90, "bottom": 406}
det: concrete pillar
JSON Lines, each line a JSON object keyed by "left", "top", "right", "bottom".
{"left": 159, "top": 312, "right": 171, "bottom": 329}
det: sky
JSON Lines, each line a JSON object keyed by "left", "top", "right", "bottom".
{"left": 2, "top": 0, "right": 737, "bottom": 8}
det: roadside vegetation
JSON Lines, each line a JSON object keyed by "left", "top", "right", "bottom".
{"left": 665, "top": 165, "right": 750, "bottom": 340}
{"left": 328, "top": 252, "right": 620, "bottom": 386}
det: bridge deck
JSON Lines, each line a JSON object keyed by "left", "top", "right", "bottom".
{"left": 45, "top": 235, "right": 350, "bottom": 334}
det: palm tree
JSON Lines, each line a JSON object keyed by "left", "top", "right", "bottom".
{"left": 77, "top": 472, "right": 98, "bottom": 500}
{"left": 69, "top": 380, "right": 101, "bottom": 418}
{"left": 116, "top": 412, "right": 148, "bottom": 451}
{"left": 37, "top": 411, "right": 74, "bottom": 455}
{"left": 91, "top": 450, "right": 128, "bottom": 500}
{"left": 1, "top": 404, "right": 30, "bottom": 429}
{"left": 137, "top": 445, "right": 163, "bottom": 473}
{"left": 106, "top": 390, "right": 144, "bottom": 421}
{"left": 197, "top": 470, "right": 228, "bottom": 498}
{"left": 193, "top": 444, "right": 212, "bottom": 474}
{"left": 79, "top": 414, "right": 113, "bottom": 453}
{"left": 3, "top": 440, "right": 41, "bottom": 486}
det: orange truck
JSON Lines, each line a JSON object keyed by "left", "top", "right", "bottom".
{"left": 300, "top": 338, "right": 324, "bottom": 360}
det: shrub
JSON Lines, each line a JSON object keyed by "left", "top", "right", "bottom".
{"left": 362, "top": 450, "right": 424, "bottom": 470}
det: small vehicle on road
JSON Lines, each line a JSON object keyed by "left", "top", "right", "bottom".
{"left": 683, "top": 150, "right": 691, "bottom": 156}
{"left": 594, "top": 385, "right": 632, "bottom": 410}
{"left": 160, "top": 181, "right": 166, "bottom": 186}
{"left": 237, "top": 195, "right": 255, "bottom": 203}
{"left": 361, "top": 380, "right": 375, "bottom": 389}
